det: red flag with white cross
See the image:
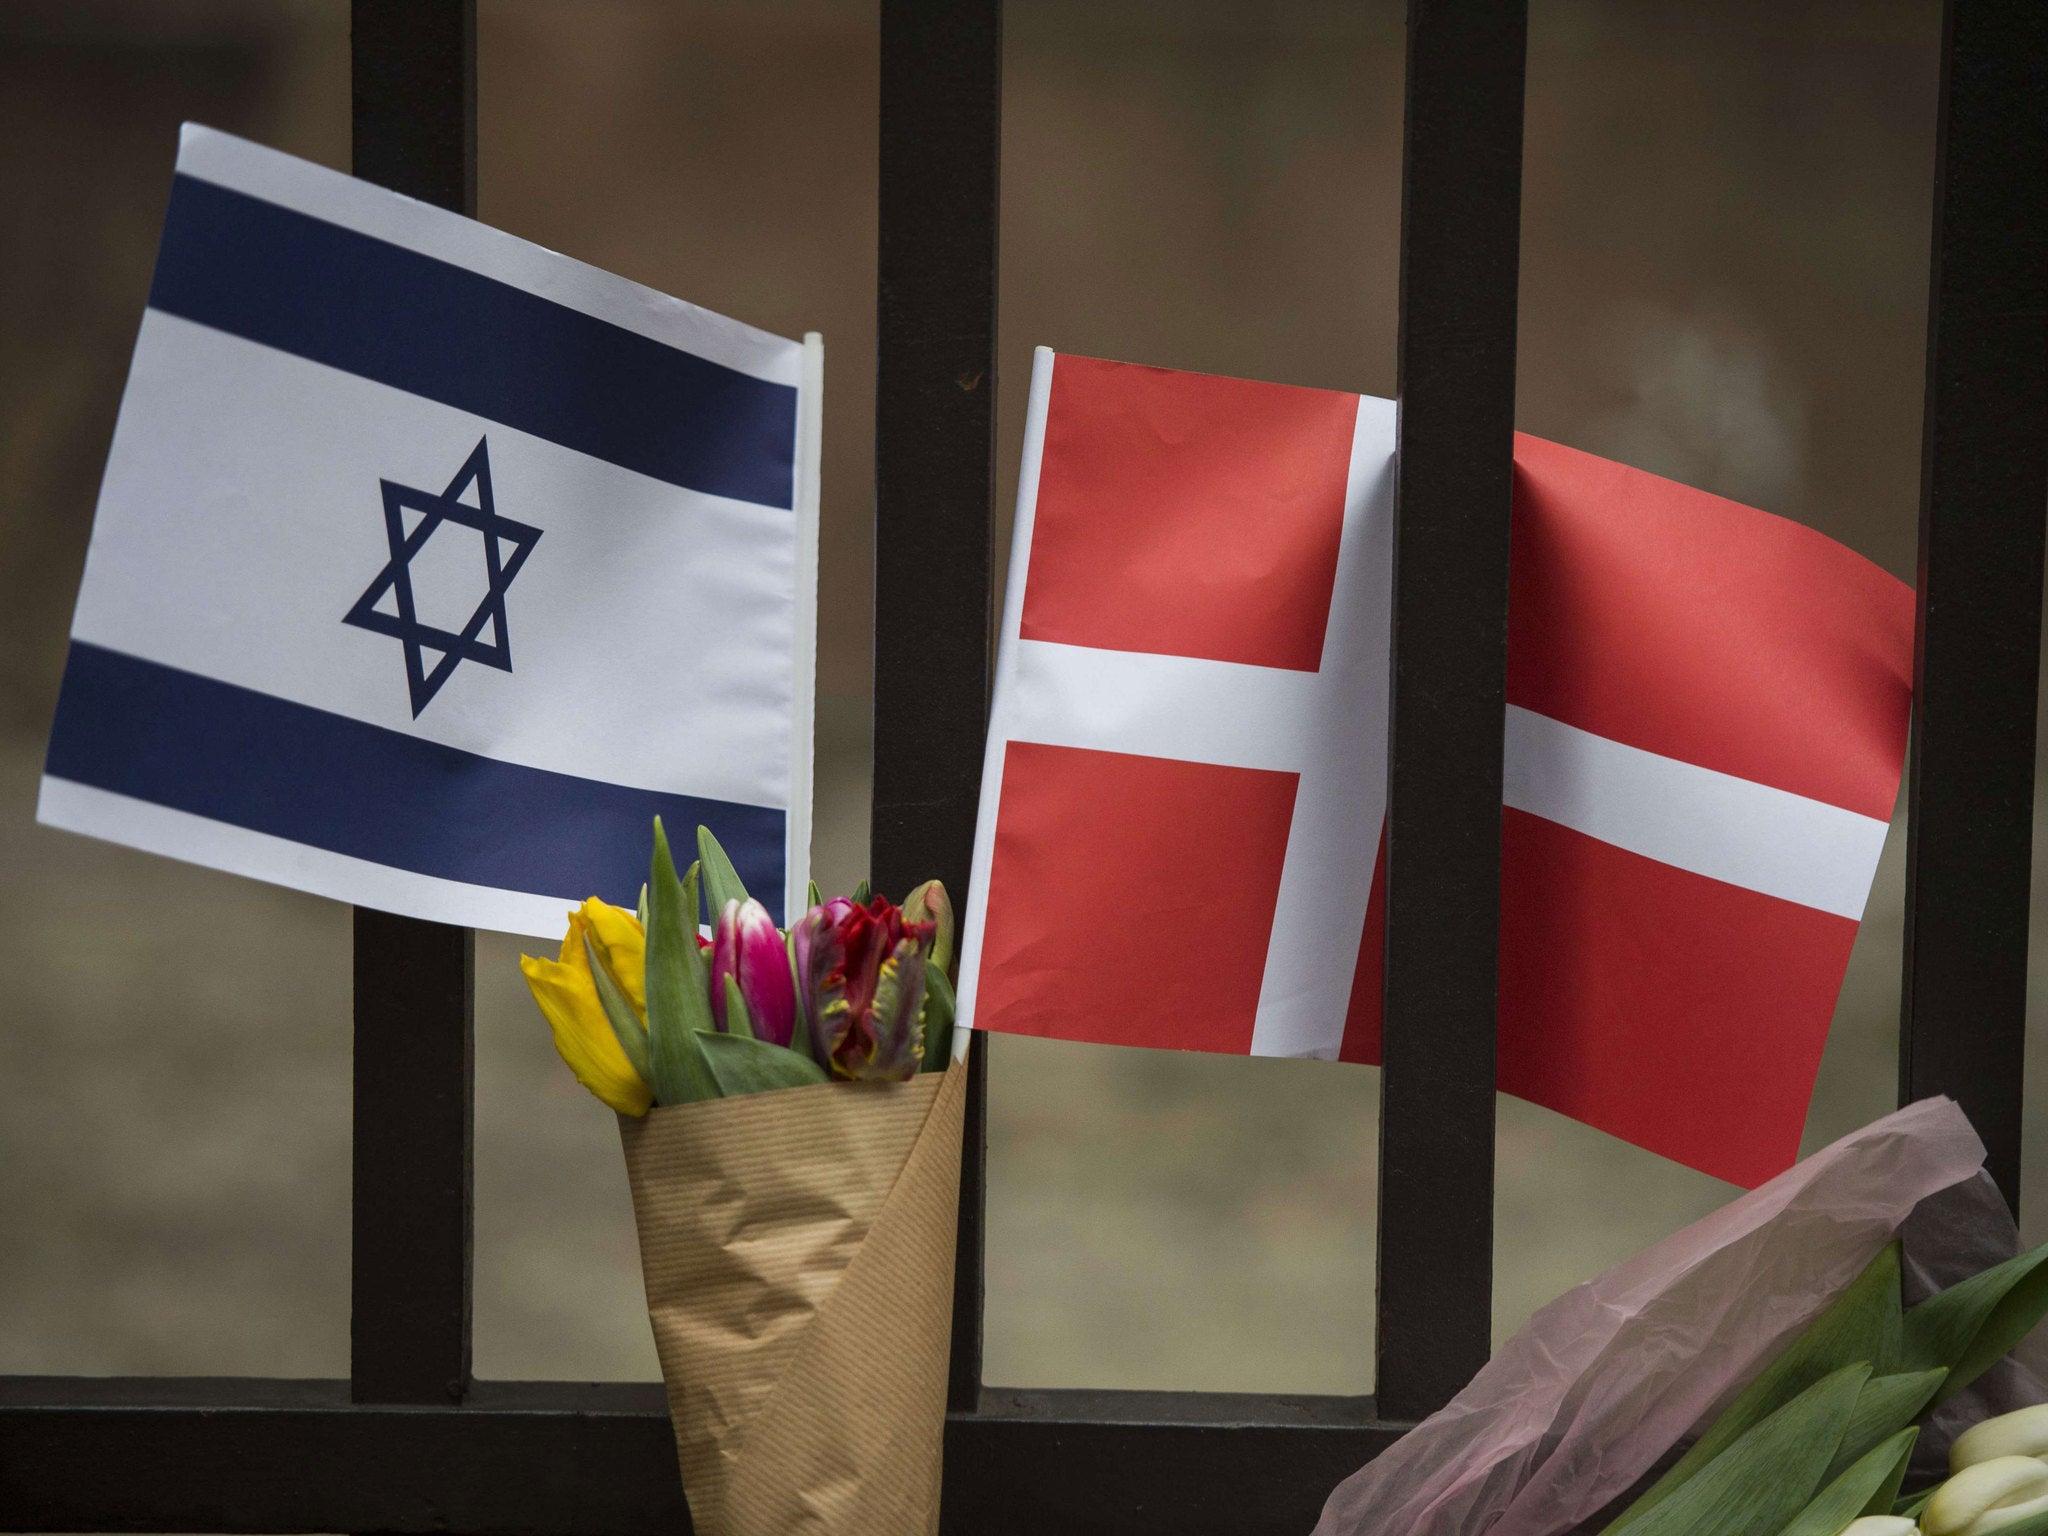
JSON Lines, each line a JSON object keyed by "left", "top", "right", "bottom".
{"left": 955, "top": 348, "right": 1913, "bottom": 1188}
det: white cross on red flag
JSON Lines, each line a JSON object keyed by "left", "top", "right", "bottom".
{"left": 955, "top": 348, "right": 1913, "bottom": 1187}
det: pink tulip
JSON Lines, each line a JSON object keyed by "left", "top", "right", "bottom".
{"left": 710, "top": 897, "right": 797, "bottom": 1048}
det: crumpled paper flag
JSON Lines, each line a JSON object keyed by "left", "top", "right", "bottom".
{"left": 1314, "top": 1096, "right": 1987, "bottom": 1536}
{"left": 620, "top": 1061, "right": 967, "bottom": 1536}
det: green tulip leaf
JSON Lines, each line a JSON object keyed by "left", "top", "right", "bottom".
{"left": 1777, "top": 1427, "right": 1918, "bottom": 1536}
{"left": 1820, "top": 1368, "right": 1944, "bottom": 1485}
{"left": 852, "top": 878, "right": 872, "bottom": 905}
{"left": 697, "top": 824, "right": 751, "bottom": 922}
{"left": 1607, "top": 1244, "right": 1902, "bottom": 1533}
{"left": 904, "top": 879, "right": 955, "bottom": 975}
{"left": 1854, "top": 1430, "right": 1917, "bottom": 1522}
{"left": 1614, "top": 1363, "right": 1867, "bottom": 1536}
{"left": 721, "top": 975, "right": 757, "bottom": 1041}
{"left": 581, "top": 931, "right": 650, "bottom": 1084}
{"left": 921, "top": 964, "right": 956, "bottom": 1073}
{"left": 637, "top": 882, "right": 650, "bottom": 930}
{"left": 1893, "top": 1484, "right": 1937, "bottom": 1521}
{"left": 1902, "top": 1237, "right": 2048, "bottom": 1404}
{"left": 644, "top": 818, "right": 721, "bottom": 1104}
{"left": 694, "top": 1030, "right": 829, "bottom": 1098}
{"left": 807, "top": 879, "right": 823, "bottom": 911}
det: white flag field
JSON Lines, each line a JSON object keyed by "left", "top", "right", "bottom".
{"left": 40, "top": 126, "right": 820, "bottom": 935}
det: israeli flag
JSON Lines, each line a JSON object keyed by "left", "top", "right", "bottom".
{"left": 40, "top": 126, "right": 820, "bottom": 935}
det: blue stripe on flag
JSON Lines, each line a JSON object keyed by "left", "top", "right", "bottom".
{"left": 147, "top": 174, "right": 798, "bottom": 510}
{"left": 45, "top": 643, "right": 788, "bottom": 925}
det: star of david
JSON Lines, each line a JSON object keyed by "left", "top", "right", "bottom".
{"left": 343, "top": 436, "right": 541, "bottom": 717}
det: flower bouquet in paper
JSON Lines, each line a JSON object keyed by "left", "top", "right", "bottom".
{"left": 1315, "top": 1099, "right": 2048, "bottom": 1536}
{"left": 521, "top": 820, "right": 965, "bottom": 1536}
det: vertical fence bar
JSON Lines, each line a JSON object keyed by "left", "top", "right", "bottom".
{"left": 875, "top": 0, "right": 1001, "bottom": 1414}
{"left": 1900, "top": 0, "right": 2048, "bottom": 1214}
{"left": 1375, "top": 0, "right": 1527, "bottom": 1422}
{"left": 348, "top": 0, "right": 478, "bottom": 1407}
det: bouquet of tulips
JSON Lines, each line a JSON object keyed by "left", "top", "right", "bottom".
{"left": 1315, "top": 1099, "right": 2048, "bottom": 1536}
{"left": 521, "top": 820, "right": 965, "bottom": 1536}
{"left": 1577, "top": 1234, "right": 2048, "bottom": 1536}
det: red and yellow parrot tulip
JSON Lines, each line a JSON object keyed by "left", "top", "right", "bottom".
{"left": 792, "top": 896, "right": 935, "bottom": 1081}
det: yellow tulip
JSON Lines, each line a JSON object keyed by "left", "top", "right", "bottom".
{"left": 580, "top": 897, "right": 648, "bottom": 1015}
{"left": 520, "top": 898, "right": 652, "bottom": 1116}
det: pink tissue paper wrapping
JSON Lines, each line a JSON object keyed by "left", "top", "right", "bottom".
{"left": 1314, "top": 1097, "right": 1988, "bottom": 1536}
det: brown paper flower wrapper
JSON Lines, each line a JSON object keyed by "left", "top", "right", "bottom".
{"left": 619, "top": 1057, "right": 967, "bottom": 1536}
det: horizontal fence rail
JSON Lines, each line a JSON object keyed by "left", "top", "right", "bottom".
{"left": 0, "top": 1379, "right": 1405, "bottom": 1536}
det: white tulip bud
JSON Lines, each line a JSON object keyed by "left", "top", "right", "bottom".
{"left": 1954, "top": 1405, "right": 2048, "bottom": 1474}
{"left": 1837, "top": 1517, "right": 1918, "bottom": 1536}
{"left": 1924, "top": 1454, "right": 2048, "bottom": 1536}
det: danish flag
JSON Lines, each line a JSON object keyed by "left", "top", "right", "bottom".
{"left": 956, "top": 349, "right": 1913, "bottom": 1187}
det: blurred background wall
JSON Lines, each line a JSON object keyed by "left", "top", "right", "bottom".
{"left": 3, "top": 0, "right": 2042, "bottom": 1396}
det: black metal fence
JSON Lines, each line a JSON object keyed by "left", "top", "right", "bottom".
{"left": 3, "top": 1, "right": 2043, "bottom": 1532}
